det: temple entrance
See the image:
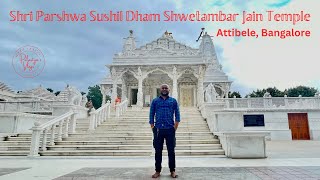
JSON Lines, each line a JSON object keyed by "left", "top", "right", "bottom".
{"left": 156, "top": 88, "right": 161, "bottom": 97}
{"left": 131, "top": 89, "right": 138, "bottom": 105}
{"left": 180, "top": 87, "right": 193, "bottom": 107}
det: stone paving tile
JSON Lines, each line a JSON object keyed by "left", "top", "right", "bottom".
{"left": 0, "top": 168, "right": 29, "bottom": 176}
{"left": 55, "top": 167, "right": 320, "bottom": 180}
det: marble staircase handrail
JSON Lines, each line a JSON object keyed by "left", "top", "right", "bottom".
{"left": 29, "top": 109, "right": 77, "bottom": 157}
{"left": 89, "top": 101, "right": 111, "bottom": 130}
{"left": 115, "top": 99, "right": 128, "bottom": 118}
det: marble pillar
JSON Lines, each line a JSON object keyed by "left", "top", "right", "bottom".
{"left": 137, "top": 77, "right": 143, "bottom": 107}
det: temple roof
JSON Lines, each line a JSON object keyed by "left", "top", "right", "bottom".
{"left": 114, "top": 31, "right": 200, "bottom": 60}
{"left": 56, "top": 85, "right": 82, "bottom": 101}
{"left": 102, "top": 30, "right": 231, "bottom": 86}
{"left": 203, "top": 65, "right": 231, "bottom": 83}
{"left": 136, "top": 31, "right": 196, "bottom": 52}
{"left": 18, "top": 85, "right": 58, "bottom": 101}
{"left": 101, "top": 74, "right": 121, "bottom": 85}
{"left": 0, "top": 82, "right": 15, "bottom": 94}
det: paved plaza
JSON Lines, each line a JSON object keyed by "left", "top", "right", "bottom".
{"left": 0, "top": 141, "right": 320, "bottom": 180}
{"left": 55, "top": 167, "right": 320, "bottom": 180}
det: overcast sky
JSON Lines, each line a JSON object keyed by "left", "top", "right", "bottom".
{"left": 1, "top": 0, "right": 319, "bottom": 96}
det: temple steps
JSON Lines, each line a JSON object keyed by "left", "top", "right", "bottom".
{"left": 0, "top": 144, "right": 222, "bottom": 151}
{"left": 39, "top": 149, "right": 225, "bottom": 156}
{"left": 7, "top": 136, "right": 215, "bottom": 141}
{"left": 46, "top": 144, "right": 222, "bottom": 151}
{"left": 0, "top": 151, "right": 29, "bottom": 156}
{"left": 0, "top": 107, "right": 225, "bottom": 157}
{"left": 16, "top": 132, "right": 214, "bottom": 137}
{"left": 63, "top": 137, "right": 214, "bottom": 141}
{"left": 86, "top": 125, "right": 209, "bottom": 129}
{"left": 54, "top": 139, "right": 220, "bottom": 145}
{"left": 80, "top": 128, "right": 210, "bottom": 132}
{"left": 0, "top": 141, "right": 31, "bottom": 146}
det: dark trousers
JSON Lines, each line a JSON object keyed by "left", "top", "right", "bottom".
{"left": 153, "top": 127, "right": 176, "bottom": 172}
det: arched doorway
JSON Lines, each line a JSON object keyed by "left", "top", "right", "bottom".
{"left": 122, "top": 71, "right": 138, "bottom": 106}
{"left": 144, "top": 70, "right": 172, "bottom": 106}
{"left": 178, "top": 71, "right": 197, "bottom": 107}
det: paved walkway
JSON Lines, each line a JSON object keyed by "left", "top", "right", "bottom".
{"left": 0, "top": 141, "right": 319, "bottom": 180}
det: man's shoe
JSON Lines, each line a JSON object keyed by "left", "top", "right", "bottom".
{"left": 152, "top": 172, "right": 161, "bottom": 178}
{"left": 170, "top": 171, "right": 178, "bottom": 178}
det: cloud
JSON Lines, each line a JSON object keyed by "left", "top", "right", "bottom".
{"left": 267, "top": 0, "right": 292, "bottom": 8}
{"left": 0, "top": 0, "right": 319, "bottom": 97}
{"left": 212, "top": 0, "right": 232, "bottom": 7}
{"left": 1, "top": 0, "right": 206, "bottom": 94}
{"left": 206, "top": 0, "right": 320, "bottom": 93}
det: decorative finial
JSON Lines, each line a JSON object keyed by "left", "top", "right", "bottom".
{"left": 164, "top": 30, "right": 173, "bottom": 38}
{"left": 196, "top": 28, "right": 205, "bottom": 42}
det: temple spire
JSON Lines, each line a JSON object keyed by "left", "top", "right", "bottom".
{"left": 199, "top": 31, "right": 219, "bottom": 66}
{"left": 123, "top": 30, "right": 136, "bottom": 52}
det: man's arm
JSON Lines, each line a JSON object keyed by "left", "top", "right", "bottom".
{"left": 174, "top": 99, "right": 180, "bottom": 130}
{"left": 174, "top": 121, "right": 179, "bottom": 131}
{"left": 149, "top": 99, "right": 156, "bottom": 128}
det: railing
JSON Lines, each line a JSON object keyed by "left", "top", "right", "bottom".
{"left": 0, "top": 112, "right": 54, "bottom": 134}
{"left": 216, "top": 95, "right": 320, "bottom": 109}
{"left": 29, "top": 109, "right": 77, "bottom": 156}
{"left": 115, "top": 99, "right": 128, "bottom": 118}
{"left": 0, "top": 100, "right": 65, "bottom": 112}
{"left": 89, "top": 100, "right": 111, "bottom": 130}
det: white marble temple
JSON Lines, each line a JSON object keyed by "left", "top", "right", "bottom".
{"left": 100, "top": 30, "right": 231, "bottom": 108}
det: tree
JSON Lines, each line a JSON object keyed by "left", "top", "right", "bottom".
{"left": 246, "top": 89, "right": 267, "bottom": 97}
{"left": 246, "top": 87, "right": 285, "bottom": 97}
{"left": 87, "top": 85, "right": 102, "bottom": 109}
{"left": 265, "top": 87, "right": 285, "bottom": 97}
{"left": 287, "top": 86, "right": 318, "bottom": 97}
{"left": 54, "top": 91, "right": 61, "bottom": 96}
{"left": 228, "top": 91, "right": 241, "bottom": 98}
{"left": 46, "top": 88, "right": 53, "bottom": 93}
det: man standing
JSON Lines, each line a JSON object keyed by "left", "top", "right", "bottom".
{"left": 149, "top": 84, "right": 180, "bottom": 178}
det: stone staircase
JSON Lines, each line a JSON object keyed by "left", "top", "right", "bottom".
{"left": 0, "top": 107, "right": 225, "bottom": 156}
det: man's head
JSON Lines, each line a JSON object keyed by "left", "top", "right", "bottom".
{"left": 160, "top": 84, "right": 170, "bottom": 97}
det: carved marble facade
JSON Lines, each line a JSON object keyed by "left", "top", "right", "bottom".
{"left": 101, "top": 30, "right": 232, "bottom": 108}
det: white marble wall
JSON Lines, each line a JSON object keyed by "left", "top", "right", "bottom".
{"left": 308, "top": 112, "right": 320, "bottom": 140}
{"left": 243, "top": 112, "right": 292, "bottom": 140}
{"left": 205, "top": 105, "right": 320, "bottom": 140}
{"left": 0, "top": 113, "right": 52, "bottom": 133}
{"left": 52, "top": 105, "right": 88, "bottom": 119}
{"left": 206, "top": 112, "right": 244, "bottom": 133}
